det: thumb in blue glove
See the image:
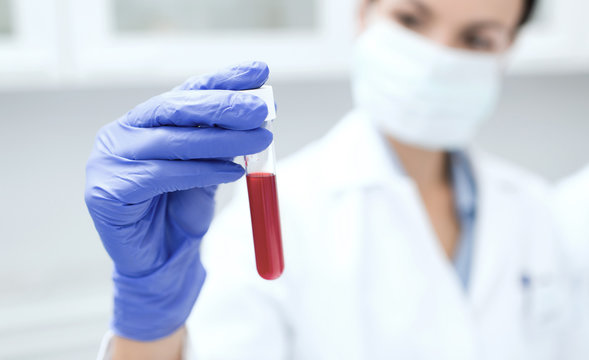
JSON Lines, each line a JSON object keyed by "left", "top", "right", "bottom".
{"left": 85, "top": 61, "right": 273, "bottom": 341}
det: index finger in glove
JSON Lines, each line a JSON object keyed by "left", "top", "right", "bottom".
{"left": 123, "top": 90, "right": 268, "bottom": 131}
{"left": 174, "top": 61, "right": 269, "bottom": 91}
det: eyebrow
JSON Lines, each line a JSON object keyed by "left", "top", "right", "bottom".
{"left": 405, "top": 0, "right": 510, "bottom": 32}
{"left": 466, "top": 21, "right": 509, "bottom": 31}
{"left": 406, "top": 0, "right": 432, "bottom": 17}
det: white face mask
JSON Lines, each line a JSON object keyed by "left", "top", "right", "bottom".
{"left": 351, "top": 20, "right": 503, "bottom": 150}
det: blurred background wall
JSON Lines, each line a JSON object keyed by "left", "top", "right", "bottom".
{"left": 0, "top": 0, "right": 588, "bottom": 359}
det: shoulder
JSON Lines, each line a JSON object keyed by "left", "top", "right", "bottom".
{"left": 272, "top": 140, "right": 333, "bottom": 219}
{"left": 552, "top": 165, "right": 589, "bottom": 266}
{"left": 553, "top": 165, "right": 589, "bottom": 222}
{"left": 470, "top": 148, "right": 552, "bottom": 200}
{"left": 469, "top": 149, "right": 556, "bottom": 235}
{"left": 555, "top": 165, "right": 589, "bottom": 201}
{"left": 275, "top": 114, "right": 354, "bottom": 201}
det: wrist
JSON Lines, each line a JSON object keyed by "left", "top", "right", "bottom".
{"left": 111, "top": 242, "right": 206, "bottom": 341}
{"left": 112, "top": 326, "right": 187, "bottom": 360}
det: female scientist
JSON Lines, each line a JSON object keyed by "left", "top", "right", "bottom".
{"left": 85, "top": 0, "right": 570, "bottom": 359}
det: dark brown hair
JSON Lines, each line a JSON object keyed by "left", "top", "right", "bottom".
{"left": 366, "top": 0, "right": 538, "bottom": 28}
{"left": 519, "top": 0, "right": 537, "bottom": 26}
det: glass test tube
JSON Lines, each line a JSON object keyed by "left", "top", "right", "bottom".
{"left": 241, "top": 86, "right": 284, "bottom": 280}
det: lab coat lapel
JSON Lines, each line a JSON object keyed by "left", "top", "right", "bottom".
{"left": 467, "top": 150, "right": 519, "bottom": 313}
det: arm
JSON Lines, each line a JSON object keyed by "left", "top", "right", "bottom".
{"left": 112, "top": 327, "right": 186, "bottom": 360}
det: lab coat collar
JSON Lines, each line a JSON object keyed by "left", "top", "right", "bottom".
{"left": 319, "top": 110, "right": 477, "bottom": 200}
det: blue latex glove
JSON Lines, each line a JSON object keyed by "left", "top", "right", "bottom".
{"left": 85, "top": 61, "right": 272, "bottom": 341}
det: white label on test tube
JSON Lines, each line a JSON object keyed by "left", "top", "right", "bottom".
{"left": 241, "top": 85, "right": 277, "bottom": 175}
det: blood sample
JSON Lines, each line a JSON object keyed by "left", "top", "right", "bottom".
{"left": 246, "top": 172, "right": 284, "bottom": 280}
{"left": 241, "top": 85, "right": 284, "bottom": 280}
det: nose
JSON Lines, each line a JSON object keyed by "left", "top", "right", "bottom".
{"left": 427, "top": 29, "right": 460, "bottom": 49}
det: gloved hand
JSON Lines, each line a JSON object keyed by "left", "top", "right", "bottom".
{"left": 85, "top": 61, "right": 272, "bottom": 341}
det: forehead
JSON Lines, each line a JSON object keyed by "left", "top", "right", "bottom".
{"left": 378, "top": 0, "right": 523, "bottom": 28}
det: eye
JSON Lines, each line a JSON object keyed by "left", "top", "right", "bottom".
{"left": 463, "top": 33, "right": 494, "bottom": 52}
{"left": 395, "top": 12, "right": 423, "bottom": 29}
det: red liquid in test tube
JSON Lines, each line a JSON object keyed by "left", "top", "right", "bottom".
{"left": 246, "top": 172, "right": 284, "bottom": 280}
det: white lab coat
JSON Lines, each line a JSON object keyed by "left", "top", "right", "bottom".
{"left": 185, "top": 111, "right": 570, "bottom": 360}
{"left": 553, "top": 166, "right": 589, "bottom": 360}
